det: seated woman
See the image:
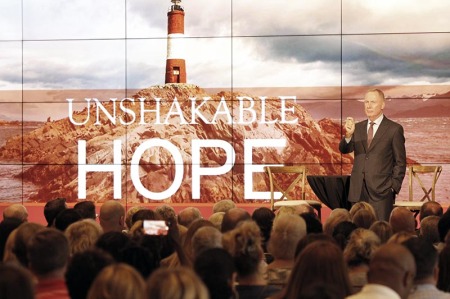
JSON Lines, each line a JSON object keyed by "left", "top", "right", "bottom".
{"left": 343, "top": 228, "right": 380, "bottom": 293}
{"left": 266, "top": 214, "right": 307, "bottom": 286}
{"left": 223, "top": 220, "right": 281, "bottom": 299}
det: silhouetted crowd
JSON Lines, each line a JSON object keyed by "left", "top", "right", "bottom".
{"left": 1, "top": 198, "right": 450, "bottom": 299}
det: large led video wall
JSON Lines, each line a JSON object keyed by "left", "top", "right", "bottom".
{"left": 0, "top": 0, "right": 449, "bottom": 205}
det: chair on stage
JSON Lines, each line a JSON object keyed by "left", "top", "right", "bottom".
{"left": 264, "top": 165, "right": 322, "bottom": 219}
{"left": 394, "top": 165, "right": 442, "bottom": 217}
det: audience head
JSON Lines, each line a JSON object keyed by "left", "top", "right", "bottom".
{"left": 332, "top": 221, "right": 357, "bottom": 250}
{"left": 437, "top": 245, "right": 450, "bottom": 292}
{"left": 65, "top": 218, "right": 103, "bottom": 255}
{"left": 352, "top": 209, "right": 377, "bottom": 229}
{"left": 194, "top": 248, "right": 236, "bottom": 299}
{"left": 344, "top": 228, "right": 380, "bottom": 267}
{"left": 402, "top": 237, "right": 437, "bottom": 283}
{"left": 65, "top": 248, "right": 115, "bottom": 299}
{"left": 419, "top": 216, "right": 440, "bottom": 245}
{"left": 268, "top": 214, "right": 306, "bottom": 260}
{"left": 119, "top": 244, "right": 158, "bottom": 279}
{"left": 419, "top": 201, "right": 443, "bottom": 222}
{"left": 73, "top": 200, "right": 96, "bottom": 219}
{"left": 146, "top": 267, "right": 209, "bottom": 299}
{"left": 222, "top": 220, "right": 263, "bottom": 278}
{"left": 295, "top": 202, "right": 316, "bottom": 216}
{"left": 43, "top": 197, "right": 67, "bottom": 227}
{"left": 213, "top": 199, "right": 236, "bottom": 213}
{"left": 27, "top": 228, "right": 70, "bottom": 278}
{"left": 183, "top": 219, "right": 215, "bottom": 263}
{"left": 438, "top": 208, "right": 450, "bottom": 242}
{"left": 251, "top": 207, "right": 275, "bottom": 245}
{"left": 125, "top": 206, "right": 145, "bottom": 230}
{"left": 2, "top": 204, "right": 28, "bottom": 223}
{"left": 192, "top": 226, "right": 222, "bottom": 260}
{"left": 3, "top": 229, "right": 18, "bottom": 263}
{"left": 54, "top": 208, "right": 82, "bottom": 231}
{"left": 99, "top": 200, "right": 125, "bottom": 233}
{"left": 0, "top": 218, "right": 22, "bottom": 260}
{"left": 285, "top": 240, "right": 352, "bottom": 299}
{"left": 369, "top": 220, "right": 393, "bottom": 244}
{"left": 0, "top": 263, "right": 34, "bottom": 299}
{"left": 367, "top": 243, "right": 416, "bottom": 299}
{"left": 178, "top": 207, "right": 202, "bottom": 228}
{"left": 295, "top": 233, "right": 336, "bottom": 259}
{"left": 349, "top": 202, "right": 377, "bottom": 221}
{"left": 155, "top": 204, "right": 176, "bottom": 222}
{"left": 96, "top": 231, "right": 132, "bottom": 261}
{"left": 389, "top": 207, "right": 416, "bottom": 234}
{"left": 387, "top": 231, "right": 417, "bottom": 244}
{"left": 221, "top": 208, "right": 251, "bottom": 233}
{"left": 13, "top": 222, "right": 45, "bottom": 267}
{"left": 132, "top": 209, "right": 161, "bottom": 224}
{"left": 208, "top": 212, "right": 225, "bottom": 230}
{"left": 87, "top": 263, "right": 146, "bottom": 299}
{"left": 323, "top": 208, "right": 351, "bottom": 235}
{"left": 300, "top": 213, "right": 323, "bottom": 234}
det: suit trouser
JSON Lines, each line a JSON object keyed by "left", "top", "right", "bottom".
{"left": 361, "top": 179, "right": 395, "bottom": 222}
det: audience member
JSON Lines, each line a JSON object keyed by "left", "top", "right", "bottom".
{"left": 13, "top": 222, "right": 45, "bottom": 267}
{"left": 3, "top": 229, "right": 18, "bottom": 263}
{"left": 352, "top": 209, "right": 377, "bottom": 229}
{"left": 208, "top": 212, "right": 225, "bottom": 230}
{"left": 420, "top": 215, "right": 441, "bottom": 245}
{"left": 178, "top": 207, "right": 202, "bottom": 228}
{"left": 87, "top": 263, "right": 146, "bottom": 299}
{"left": 99, "top": 200, "right": 125, "bottom": 233}
{"left": 332, "top": 221, "right": 357, "bottom": 250}
{"left": 369, "top": 221, "right": 393, "bottom": 244}
{"left": 389, "top": 207, "right": 416, "bottom": 234}
{"left": 213, "top": 199, "right": 236, "bottom": 213}
{"left": 419, "top": 201, "right": 443, "bottom": 222}
{"left": 324, "top": 208, "right": 351, "bottom": 235}
{"left": 146, "top": 267, "right": 209, "bottom": 299}
{"left": 403, "top": 237, "right": 450, "bottom": 299}
{"left": 191, "top": 226, "right": 222, "bottom": 260}
{"left": 125, "top": 205, "right": 145, "bottom": 230}
{"left": 95, "top": 231, "right": 133, "bottom": 261}
{"left": 119, "top": 244, "right": 158, "bottom": 278}
{"left": 28, "top": 228, "right": 71, "bottom": 299}
{"left": 266, "top": 214, "right": 307, "bottom": 286}
{"left": 65, "top": 218, "right": 103, "bottom": 255}
{"left": 155, "top": 204, "right": 176, "bottom": 222}
{"left": 194, "top": 248, "right": 236, "bottom": 299}
{"left": 282, "top": 240, "right": 352, "bottom": 299}
{"left": 387, "top": 231, "right": 417, "bottom": 244}
{"left": 54, "top": 208, "right": 82, "bottom": 231}
{"left": 295, "top": 233, "right": 336, "bottom": 259}
{"left": 252, "top": 207, "right": 275, "bottom": 253}
{"left": 349, "top": 202, "right": 377, "bottom": 221}
{"left": 294, "top": 202, "right": 316, "bottom": 216}
{"left": 0, "top": 218, "right": 22, "bottom": 260}
{"left": 73, "top": 201, "right": 96, "bottom": 219}
{"left": 223, "top": 220, "right": 281, "bottom": 299}
{"left": 300, "top": 213, "right": 323, "bottom": 234}
{"left": 437, "top": 209, "right": 450, "bottom": 251}
{"left": 343, "top": 228, "right": 381, "bottom": 293}
{"left": 65, "top": 248, "right": 115, "bottom": 299}
{"left": 221, "top": 208, "right": 251, "bottom": 233}
{"left": 437, "top": 245, "right": 450, "bottom": 292}
{"left": 2, "top": 203, "right": 28, "bottom": 222}
{"left": 132, "top": 208, "right": 161, "bottom": 225}
{"left": 346, "top": 243, "right": 416, "bottom": 299}
{"left": 43, "top": 197, "right": 67, "bottom": 227}
{"left": 0, "top": 263, "right": 34, "bottom": 299}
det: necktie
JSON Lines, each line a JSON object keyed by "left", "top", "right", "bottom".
{"left": 367, "top": 121, "right": 375, "bottom": 147}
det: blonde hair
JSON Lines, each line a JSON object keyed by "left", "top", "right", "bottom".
{"left": 324, "top": 209, "right": 351, "bottom": 235}
{"left": 146, "top": 267, "right": 209, "bottom": 299}
{"left": 65, "top": 219, "right": 103, "bottom": 255}
{"left": 268, "top": 214, "right": 306, "bottom": 260}
{"left": 349, "top": 202, "right": 377, "bottom": 221}
{"left": 344, "top": 228, "right": 380, "bottom": 266}
{"left": 87, "top": 263, "right": 146, "bottom": 299}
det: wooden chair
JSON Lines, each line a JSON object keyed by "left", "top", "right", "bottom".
{"left": 394, "top": 165, "right": 442, "bottom": 216}
{"left": 264, "top": 165, "right": 322, "bottom": 219}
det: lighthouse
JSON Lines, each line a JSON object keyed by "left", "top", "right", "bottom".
{"left": 165, "top": 0, "right": 186, "bottom": 84}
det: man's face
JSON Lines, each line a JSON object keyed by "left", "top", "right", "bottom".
{"left": 364, "top": 91, "right": 385, "bottom": 121}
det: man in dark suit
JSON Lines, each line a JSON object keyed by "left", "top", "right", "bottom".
{"left": 339, "top": 89, "right": 406, "bottom": 221}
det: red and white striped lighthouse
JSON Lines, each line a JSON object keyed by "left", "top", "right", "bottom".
{"left": 165, "top": 0, "right": 186, "bottom": 84}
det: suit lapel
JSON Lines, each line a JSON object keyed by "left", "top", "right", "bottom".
{"left": 359, "top": 120, "right": 369, "bottom": 152}
{"left": 368, "top": 117, "right": 390, "bottom": 150}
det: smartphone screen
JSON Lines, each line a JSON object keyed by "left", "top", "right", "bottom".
{"left": 143, "top": 220, "right": 169, "bottom": 235}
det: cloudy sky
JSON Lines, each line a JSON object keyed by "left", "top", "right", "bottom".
{"left": 0, "top": 0, "right": 449, "bottom": 93}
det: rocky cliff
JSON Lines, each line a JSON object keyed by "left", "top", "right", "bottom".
{"left": 0, "top": 84, "right": 351, "bottom": 203}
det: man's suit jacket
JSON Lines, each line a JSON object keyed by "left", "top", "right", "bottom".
{"left": 339, "top": 116, "right": 406, "bottom": 203}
